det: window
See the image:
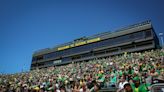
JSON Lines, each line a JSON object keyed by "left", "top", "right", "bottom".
{"left": 145, "top": 30, "right": 152, "bottom": 38}
{"left": 94, "top": 50, "right": 106, "bottom": 55}
{"left": 62, "top": 57, "right": 71, "bottom": 62}
{"left": 39, "top": 31, "right": 147, "bottom": 60}
{"left": 81, "top": 52, "right": 93, "bottom": 58}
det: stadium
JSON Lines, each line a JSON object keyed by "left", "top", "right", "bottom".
{"left": 0, "top": 21, "right": 164, "bottom": 92}
{"left": 31, "top": 20, "right": 160, "bottom": 70}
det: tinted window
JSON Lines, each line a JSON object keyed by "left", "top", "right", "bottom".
{"left": 145, "top": 30, "right": 152, "bottom": 37}
{"left": 37, "top": 31, "right": 146, "bottom": 60}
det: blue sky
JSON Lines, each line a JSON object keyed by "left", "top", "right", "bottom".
{"left": 0, "top": 0, "right": 164, "bottom": 74}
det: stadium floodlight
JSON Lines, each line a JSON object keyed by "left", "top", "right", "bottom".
{"left": 159, "top": 33, "right": 164, "bottom": 48}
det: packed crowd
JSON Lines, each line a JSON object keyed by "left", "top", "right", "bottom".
{"left": 0, "top": 49, "right": 164, "bottom": 92}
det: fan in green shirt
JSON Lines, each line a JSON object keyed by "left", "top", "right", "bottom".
{"left": 110, "top": 75, "right": 117, "bottom": 84}
{"left": 131, "top": 77, "right": 148, "bottom": 92}
{"left": 160, "top": 51, "right": 164, "bottom": 56}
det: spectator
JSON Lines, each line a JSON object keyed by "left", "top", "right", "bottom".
{"left": 0, "top": 49, "right": 164, "bottom": 91}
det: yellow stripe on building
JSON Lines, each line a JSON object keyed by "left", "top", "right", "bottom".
{"left": 75, "top": 41, "right": 86, "bottom": 46}
{"left": 57, "top": 38, "right": 101, "bottom": 51}
{"left": 87, "top": 38, "right": 100, "bottom": 43}
{"left": 57, "top": 45, "right": 70, "bottom": 51}
{"left": 70, "top": 44, "right": 75, "bottom": 47}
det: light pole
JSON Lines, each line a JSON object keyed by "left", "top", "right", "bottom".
{"left": 159, "top": 32, "right": 164, "bottom": 48}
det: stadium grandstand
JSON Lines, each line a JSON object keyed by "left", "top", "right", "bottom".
{"left": 31, "top": 20, "right": 160, "bottom": 70}
{"left": 1, "top": 20, "right": 164, "bottom": 92}
{"left": 0, "top": 48, "right": 164, "bottom": 91}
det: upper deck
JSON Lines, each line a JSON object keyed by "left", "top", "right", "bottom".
{"left": 33, "top": 20, "right": 152, "bottom": 56}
